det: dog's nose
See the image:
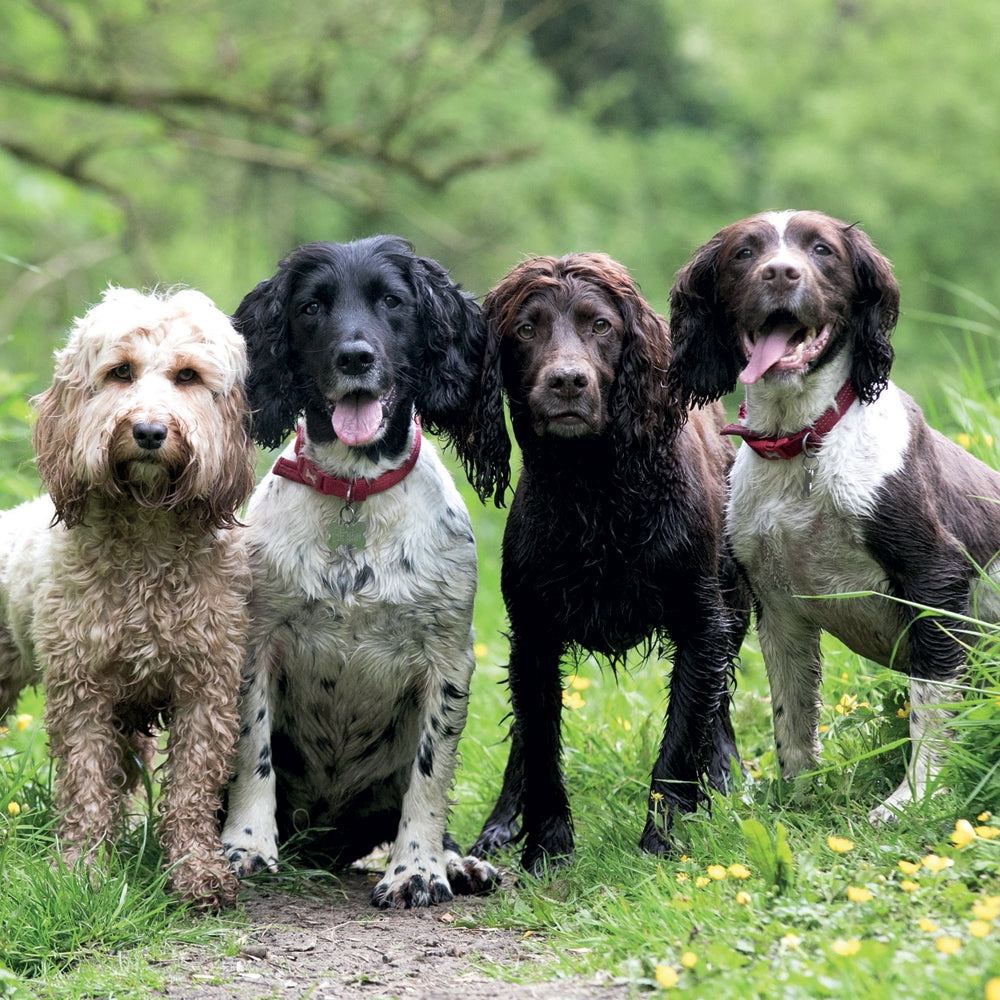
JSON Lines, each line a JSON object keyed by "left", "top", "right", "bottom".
{"left": 132, "top": 421, "right": 168, "bottom": 451}
{"left": 335, "top": 341, "right": 376, "bottom": 378}
{"left": 762, "top": 260, "right": 802, "bottom": 287}
{"left": 546, "top": 366, "right": 589, "bottom": 397}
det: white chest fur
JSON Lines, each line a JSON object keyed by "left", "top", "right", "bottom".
{"left": 727, "top": 383, "right": 913, "bottom": 663}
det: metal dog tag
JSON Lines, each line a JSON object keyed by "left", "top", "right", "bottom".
{"left": 328, "top": 503, "right": 366, "bottom": 551}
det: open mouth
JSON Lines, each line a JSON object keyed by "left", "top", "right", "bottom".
{"left": 738, "top": 311, "right": 832, "bottom": 385}
{"left": 328, "top": 388, "right": 396, "bottom": 447}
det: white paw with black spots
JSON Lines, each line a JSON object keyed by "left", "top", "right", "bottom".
{"left": 221, "top": 827, "right": 278, "bottom": 878}
{"left": 371, "top": 865, "right": 455, "bottom": 909}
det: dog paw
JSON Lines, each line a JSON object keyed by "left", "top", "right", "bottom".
{"left": 446, "top": 854, "right": 502, "bottom": 896}
{"left": 224, "top": 845, "right": 278, "bottom": 877}
{"left": 371, "top": 869, "right": 455, "bottom": 909}
{"left": 170, "top": 856, "right": 240, "bottom": 910}
{"left": 469, "top": 820, "right": 520, "bottom": 858}
{"left": 520, "top": 840, "right": 572, "bottom": 879}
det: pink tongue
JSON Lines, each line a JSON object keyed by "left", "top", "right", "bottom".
{"left": 739, "top": 325, "right": 800, "bottom": 384}
{"left": 331, "top": 395, "right": 383, "bottom": 446}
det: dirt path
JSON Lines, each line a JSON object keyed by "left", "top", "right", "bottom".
{"left": 157, "top": 869, "right": 633, "bottom": 999}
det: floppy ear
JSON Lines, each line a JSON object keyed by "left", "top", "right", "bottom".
{"left": 201, "top": 382, "right": 256, "bottom": 530}
{"left": 608, "top": 285, "right": 680, "bottom": 445}
{"left": 844, "top": 226, "right": 898, "bottom": 404}
{"left": 232, "top": 269, "right": 301, "bottom": 450}
{"left": 440, "top": 283, "right": 513, "bottom": 509}
{"left": 32, "top": 356, "right": 90, "bottom": 527}
{"left": 405, "top": 251, "right": 488, "bottom": 431}
{"left": 667, "top": 236, "right": 744, "bottom": 407}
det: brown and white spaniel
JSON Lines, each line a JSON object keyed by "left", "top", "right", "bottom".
{"left": 668, "top": 209, "right": 1000, "bottom": 823}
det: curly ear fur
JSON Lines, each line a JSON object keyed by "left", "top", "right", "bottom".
{"left": 584, "top": 261, "right": 681, "bottom": 447}
{"left": 32, "top": 366, "right": 90, "bottom": 527}
{"left": 667, "top": 237, "right": 744, "bottom": 408}
{"left": 386, "top": 245, "right": 487, "bottom": 439}
{"left": 232, "top": 271, "right": 301, "bottom": 450}
{"left": 843, "top": 225, "right": 899, "bottom": 404}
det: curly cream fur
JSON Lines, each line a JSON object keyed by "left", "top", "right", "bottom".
{"left": 0, "top": 287, "right": 255, "bottom": 908}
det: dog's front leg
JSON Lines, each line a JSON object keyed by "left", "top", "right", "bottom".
{"left": 159, "top": 682, "right": 241, "bottom": 909}
{"left": 44, "top": 683, "right": 123, "bottom": 865}
{"left": 870, "top": 676, "right": 953, "bottom": 825}
{"left": 372, "top": 644, "right": 499, "bottom": 908}
{"left": 469, "top": 722, "right": 525, "bottom": 857}
{"left": 221, "top": 643, "right": 279, "bottom": 877}
{"left": 640, "top": 601, "right": 739, "bottom": 854}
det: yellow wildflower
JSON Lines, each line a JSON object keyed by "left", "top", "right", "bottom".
{"left": 952, "top": 819, "right": 977, "bottom": 848}
{"left": 986, "top": 977, "right": 1000, "bottom": 1000}
{"left": 897, "top": 701, "right": 911, "bottom": 719}
{"left": 16, "top": 713, "right": 32, "bottom": 731}
{"left": 847, "top": 886, "right": 873, "bottom": 903}
{"left": 780, "top": 933, "right": 801, "bottom": 949}
{"left": 562, "top": 690, "right": 585, "bottom": 710}
{"left": 956, "top": 433, "right": 973, "bottom": 450}
{"left": 969, "top": 920, "right": 991, "bottom": 938}
{"left": 695, "top": 876, "right": 711, "bottom": 889}
{"left": 975, "top": 825, "right": 999, "bottom": 840}
{"left": 919, "top": 918, "right": 939, "bottom": 933}
{"left": 898, "top": 859, "right": 921, "bottom": 876}
{"left": 473, "top": 642, "right": 489, "bottom": 660}
{"left": 921, "top": 854, "right": 954, "bottom": 873}
{"left": 707, "top": 864, "right": 727, "bottom": 880}
{"left": 831, "top": 938, "right": 861, "bottom": 957}
{"left": 972, "top": 897, "right": 1000, "bottom": 921}
{"left": 900, "top": 880, "right": 920, "bottom": 893}
{"left": 7, "top": 801, "right": 21, "bottom": 817}
{"left": 728, "top": 863, "right": 751, "bottom": 879}
{"left": 936, "top": 936, "right": 962, "bottom": 955}
{"left": 566, "top": 674, "right": 591, "bottom": 691}
{"left": 681, "top": 952, "right": 698, "bottom": 969}
{"left": 827, "top": 835, "right": 854, "bottom": 853}
{"left": 655, "top": 965, "right": 679, "bottom": 989}
{"left": 675, "top": 872, "right": 690, "bottom": 884}
{"left": 978, "top": 811, "right": 992, "bottom": 823}
{"left": 735, "top": 890, "right": 751, "bottom": 906}
{"left": 616, "top": 717, "right": 632, "bottom": 732}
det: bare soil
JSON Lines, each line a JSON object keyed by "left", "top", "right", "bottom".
{"left": 155, "top": 867, "right": 635, "bottom": 1000}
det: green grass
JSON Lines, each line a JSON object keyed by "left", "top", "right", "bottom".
{"left": 4, "top": 330, "right": 1000, "bottom": 998}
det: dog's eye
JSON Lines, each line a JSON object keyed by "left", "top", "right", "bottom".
{"left": 593, "top": 319, "right": 611, "bottom": 336}
{"left": 301, "top": 301, "right": 320, "bottom": 317}
{"left": 813, "top": 242, "right": 833, "bottom": 257}
{"left": 383, "top": 294, "right": 402, "bottom": 309}
{"left": 175, "top": 368, "right": 199, "bottom": 385}
{"left": 109, "top": 363, "right": 133, "bottom": 382}
{"left": 734, "top": 247, "right": 754, "bottom": 261}
{"left": 515, "top": 323, "right": 534, "bottom": 341}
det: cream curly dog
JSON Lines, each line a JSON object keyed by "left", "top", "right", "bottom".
{"left": 0, "top": 287, "right": 255, "bottom": 907}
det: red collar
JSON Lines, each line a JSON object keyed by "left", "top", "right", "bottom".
{"left": 272, "top": 420, "right": 422, "bottom": 500}
{"left": 720, "top": 382, "right": 857, "bottom": 460}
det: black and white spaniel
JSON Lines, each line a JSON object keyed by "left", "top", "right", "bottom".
{"left": 668, "top": 209, "right": 1000, "bottom": 823}
{"left": 220, "top": 236, "right": 499, "bottom": 906}
{"left": 453, "top": 253, "right": 748, "bottom": 874}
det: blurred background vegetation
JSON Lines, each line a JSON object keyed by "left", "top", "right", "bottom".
{"left": 2, "top": 0, "right": 999, "bottom": 508}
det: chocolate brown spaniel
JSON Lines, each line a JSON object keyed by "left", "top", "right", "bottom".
{"left": 454, "top": 253, "right": 749, "bottom": 874}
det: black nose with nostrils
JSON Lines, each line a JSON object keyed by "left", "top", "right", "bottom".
{"left": 336, "top": 340, "right": 377, "bottom": 378}
{"left": 133, "top": 421, "right": 168, "bottom": 451}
